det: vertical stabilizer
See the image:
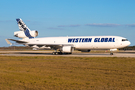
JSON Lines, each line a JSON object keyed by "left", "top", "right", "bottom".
{"left": 16, "top": 18, "right": 34, "bottom": 38}
{"left": 16, "top": 18, "right": 30, "bottom": 31}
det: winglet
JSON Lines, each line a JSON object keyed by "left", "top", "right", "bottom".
{"left": 5, "top": 39, "right": 12, "bottom": 46}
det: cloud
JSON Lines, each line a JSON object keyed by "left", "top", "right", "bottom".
{"left": 125, "top": 24, "right": 135, "bottom": 27}
{"left": 85, "top": 23, "right": 121, "bottom": 27}
{"left": 47, "top": 23, "right": 135, "bottom": 30}
{"left": 69, "top": 24, "right": 81, "bottom": 27}
{"left": 58, "top": 25, "right": 67, "bottom": 27}
{"left": 47, "top": 27, "right": 64, "bottom": 30}
{"left": 26, "top": 20, "right": 31, "bottom": 22}
{"left": 58, "top": 24, "right": 81, "bottom": 27}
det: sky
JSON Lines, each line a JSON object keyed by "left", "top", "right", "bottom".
{"left": 0, "top": 0, "right": 135, "bottom": 47}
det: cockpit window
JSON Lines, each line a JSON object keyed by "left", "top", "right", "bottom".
{"left": 122, "top": 39, "right": 128, "bottom": 41}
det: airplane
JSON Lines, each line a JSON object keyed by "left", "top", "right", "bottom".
{"left": 6, "top": 18, "right": 131, "bottom": 55}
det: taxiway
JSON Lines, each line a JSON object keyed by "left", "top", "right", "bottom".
{"left": 0, "top": 51, "right": 135, "bottom": 57}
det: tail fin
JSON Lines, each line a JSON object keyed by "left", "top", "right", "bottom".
{"left": 16, "top": 18, "right": 34, "bottom": 38}
{"left": 16, "top": 18, "right": 30, "bottom": 31}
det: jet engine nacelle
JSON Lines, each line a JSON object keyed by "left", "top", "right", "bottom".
{"left": 14, "top": 30, "right": 38, "bottom": 38}
{"left": 30, "top": 30, "right": 38, "bottom": 37}
{"left": 110, "top": 49, "right": 117, "bottom": 51}
{"left": 61, "top": 46, "right": 74, "bottom": 53}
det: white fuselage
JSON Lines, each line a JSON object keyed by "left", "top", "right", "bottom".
{"left": 7, "top": 18, "right": 131, "bottom": 54}
{"left": 23, "top": 36, "right": 131, "bottom": 50}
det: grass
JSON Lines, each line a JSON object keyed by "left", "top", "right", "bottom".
{"left": 0, "top": 56, "right": 135, "bottom": 90}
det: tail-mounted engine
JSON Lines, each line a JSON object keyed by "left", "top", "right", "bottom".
{"left": 14, "top": 30, "right": 38, "bottom": 39}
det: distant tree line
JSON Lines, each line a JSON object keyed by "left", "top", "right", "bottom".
{"left": 119, "top": 46, "right": 135, "bottom": 50}
{"left": 0, "top": 46, "right": 32, "bottom": 50}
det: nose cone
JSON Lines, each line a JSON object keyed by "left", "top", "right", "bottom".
{"left": 128, "top": 41, "right": 131, "bottom": 46}
{"left": 126, "top": 41, "right": 131, "bottom": 46}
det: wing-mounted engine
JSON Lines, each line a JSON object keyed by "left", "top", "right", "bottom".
{"left": 60, "top": 46, "right": 74, "bottom": 53}
{"left": 14, "top": 30, "right": 38, "bottom": 39}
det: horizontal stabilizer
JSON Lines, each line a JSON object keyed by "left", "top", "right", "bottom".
{"left": 6, "top": 39, "right": 28, "bottom": 44}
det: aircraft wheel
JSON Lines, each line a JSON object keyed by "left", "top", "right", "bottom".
{"left": 52, "top": 52, "right": 56, "bottom": 55}
{"left": 55, "top": 52, "right": 58, "bottom": 55}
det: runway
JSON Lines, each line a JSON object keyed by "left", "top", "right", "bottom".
{"left": 0, "top": 50, "right": 135, "bottom": 57}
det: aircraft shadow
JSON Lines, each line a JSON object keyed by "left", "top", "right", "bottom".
{"left": 13, "top": 52, "right": 110, "bottom": 56}
{"left": 117, "top": 52, "right": 135, "bottom": 54}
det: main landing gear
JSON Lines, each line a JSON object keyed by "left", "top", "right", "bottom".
{"left": 110, "top": 51, "right": 114, "bottom": 55}
{"left": 52, "top": 52, "right": 63, "bottom": 55}
{"left": 52, "top": 51, "right": 72, "bottom": 55}
{"left": 110, "top": 52, "right": 113, "bottom": 55}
